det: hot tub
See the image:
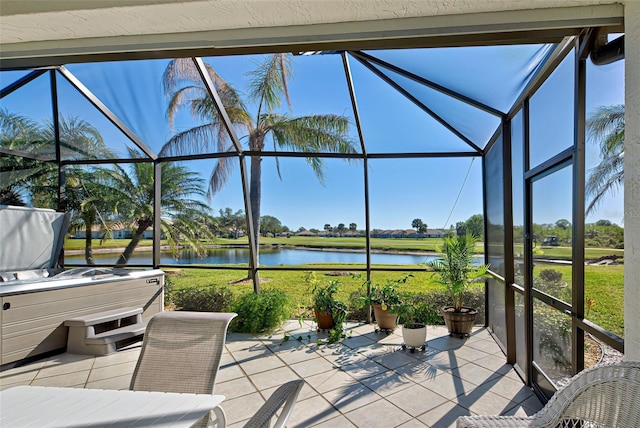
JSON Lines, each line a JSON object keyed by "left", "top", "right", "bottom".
{"left": 0, "top": 206, "right": 164, "bottom": 367}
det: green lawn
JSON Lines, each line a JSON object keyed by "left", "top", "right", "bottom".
{"left": 65, "top": 237, "right": 624, "bottom": 337}
{"left": 165, "top": 264, "right": 447, "bottom": 308}
{"left": 166, "top": 261, "right": 624, "bottom": 338}
{"left": 532, "top": 262, "right": 624, "bottom": 338}
{"left": 514, "top": 243, "right": 624, "bottom": 261}
{"left": 67, "top": 236, "right": 621, "bottom": 261}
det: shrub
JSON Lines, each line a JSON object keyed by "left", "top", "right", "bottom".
{"left": 348, "top": 289, "right": 369, "bottom": 321}
{"left": 348, "top": 287, "right": 485, "bottom": 324}
{"left": 231, "top": 289, "right": 291, "bottom": 333}
{"left": 533, "top": 302, "right": 571, "bottom": 371}
{"left": 536, "top": 268, "right": 569, "bottom": 301}
{"left": 407, "top": 289, "right": 485, "bottom": 324}
{"left": 172, "top": 285, "right": 234, "bottom": 312}
{"left": 163, "top": 276, "right": 175, "bottom": 308}
{"left": 539, "top": 269, "right": 563, "bottom": 283}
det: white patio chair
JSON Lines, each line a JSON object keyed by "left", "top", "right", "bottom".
{"left": 456, "top": 361, "right": 640, "bottom": 427}
{"left": 130, "top": 311, "right": 237, "bottom": 428}
{"left": 243, "top": 379, "right": 305, "bottom": 428}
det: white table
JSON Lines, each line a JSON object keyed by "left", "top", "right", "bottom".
{"left": 0, "top": 386, "right": 225, "bottom": 427}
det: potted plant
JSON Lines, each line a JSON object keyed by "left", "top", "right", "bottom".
{"left": 310, "top": 278, "right": 348, "bottom": 331}
{"left": 360, "top": 275, "right": 410, "bottom": 331}
{"left": 396, "top": 299, "right": 439, "bottom": 351}
{"left": 426, "top": 232, "right": 490, "bottom": 337}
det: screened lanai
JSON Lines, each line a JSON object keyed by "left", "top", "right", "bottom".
{"left": 0, "top": 15, "right": 627, "bottom": 405}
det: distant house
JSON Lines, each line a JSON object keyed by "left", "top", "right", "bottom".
{"left": 369, "top": 228, "right": 445, "bottom": 239}
{"left": 72, "top": 224, "right": 105, "bottom": 239}
{"left": 370, "top": 229, "right": 393, "bottom": 238}
{"left": 390, "top": 229, "right": 407, "bottom": 238}
{"left": 403, "top": 229, "right": 418, "bottom": 238}
{"left": 296, "top": 230, "right": 317, "bottom": 237}
{"left": 342, "top": 231, "right": 360, "bottom": 237}
{"left": 423, "top": 228, "right": 446, "bottom": 238}
{"left": 317, "top": 230, "right": 338, "bottom": 237}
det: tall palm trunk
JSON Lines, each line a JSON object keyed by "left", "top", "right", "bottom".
{"left": 83, "top": 211, "right": 96, "bottom": 265}
{"left": 248, "top": 155, "right": 261, "bottom": 283}
{"left": 116, "top": 218, "right": 152, "bottom": 267}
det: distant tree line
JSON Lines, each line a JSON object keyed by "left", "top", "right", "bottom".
{"left": 156, "top": 201, "right": 624, "bottom": 250}
{"left": 512, "top": 218, "right": 623, "bottom": 249}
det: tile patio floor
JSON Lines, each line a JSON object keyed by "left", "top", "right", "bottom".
{"left": 0, "top": 321, "right": 543, "bottom": 427}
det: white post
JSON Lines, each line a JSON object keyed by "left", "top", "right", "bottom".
{"left": 624, "top": 0, "right": 640, "bottom": 360}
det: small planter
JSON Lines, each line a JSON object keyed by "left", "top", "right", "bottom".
{"left": 442, "top": 306, "right": 477, "bottom": 337}
{"left": 315, "top": 309, "right": 335, "bottom": 330}
{"left": 373, "top": 304, "right": 397, "bottom": 331}
{"left": 402, "top": 323, "right": 427, "bottom": 350}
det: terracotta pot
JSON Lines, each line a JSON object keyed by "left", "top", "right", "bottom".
{"left": 315, "top": 309, "right": 335, "bottom": 330}
{"left": 402, "top": 323, "right": 427, "bottom": 348}
{"left": 441, "top": 307, "right": 477, "bottom": 337}
{"left": 372, "top": 304, "right": 397, "bottom": 330}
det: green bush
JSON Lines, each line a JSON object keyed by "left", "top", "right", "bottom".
{"left": 172, "top": 285, "right": 234, "bottom": 312}
{"left": 163, "top": 276, "right": 175, "bottom": 308}
{"left": 397, "top": 295, "right": 442, "bottom": 325}
{"left": 348, "top": 287, "right": 485, "bottom": 324}
{"left": 539, "top": 269, "right": 563, "bottom": 283}
{"left": 348, "top": 289, "right": 369, "bottom": 321}
{"left": 533, "top": 301, "right": 572, "bottom": 371}
{"left": 231, "top": 289, "right": 291, "bottom": 333}
{"left": 535, "top": 268, "right": 569, "bottom": 301}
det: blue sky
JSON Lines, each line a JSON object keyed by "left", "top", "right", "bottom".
{"left": 0, "top": 45, "right": 625, "bottom": 230}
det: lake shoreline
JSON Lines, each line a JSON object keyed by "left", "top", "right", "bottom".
{"left": 64, "top": 244, "right": 441, "bottom": 257}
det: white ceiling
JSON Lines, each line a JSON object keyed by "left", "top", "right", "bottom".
{"left": 0, "top": 0, "right": 623, "bottom": 67}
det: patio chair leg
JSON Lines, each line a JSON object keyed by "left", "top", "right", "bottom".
{"left": 211, "top": 406, "right": 227, "bottom": 428}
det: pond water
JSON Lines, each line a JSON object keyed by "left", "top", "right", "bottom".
{"left": 64, "top": 247, "right": 445, "bottom": 266}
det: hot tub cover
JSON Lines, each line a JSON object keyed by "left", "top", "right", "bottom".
{"left": 0, "top": 205, "right": 70, "bottom": 271}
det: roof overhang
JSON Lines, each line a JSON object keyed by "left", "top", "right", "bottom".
{"left": 0, "top": 2, "right": 624, "bottom": 69}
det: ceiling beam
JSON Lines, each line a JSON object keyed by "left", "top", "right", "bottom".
{"left": 0, "top": 5, "right": 623, "bottom": 69}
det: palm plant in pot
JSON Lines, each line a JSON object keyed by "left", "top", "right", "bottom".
{"left": 426, "top": 232, "right": 490, "bottom": 337}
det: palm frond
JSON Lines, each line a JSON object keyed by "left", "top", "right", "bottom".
{"left": 0, "top": 108, "right": 40, "bottom": 145}
{"left": 248, "top": 54, "right": 293, "bottom": 115}
{"left": 586, "top": 104, "right": 625, "bottom": 146}
{"left": 263, "top": 113, "right": 357, "bottom": 183}
{"left": 585, "top": 104, "right": 625, "bottom": 215}
{"left": 207, "top": 155, "right": 236, "bottom": 200}
{"left": 267, "top": 114, "right": 355, "bottom": 150}
{"left": 160, "top": 123, "right": 235, "bottom": 157}
{"left": 165, "top": 85, "right": 208, "bottom": 128}
{"left": 586, "top": 153, "right": 624, "bottom": 215}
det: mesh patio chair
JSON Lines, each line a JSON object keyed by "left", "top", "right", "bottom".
{"left": 130, "top": 311, "right": 237, "bottom": 428}
{"left": 456, "top": 361, "right": 640, "bottom": 428}
{"left": 243, "top": 379, "right": 305, "bottom": 428}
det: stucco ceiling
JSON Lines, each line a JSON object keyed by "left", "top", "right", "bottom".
{"left": 0, "top": 0, "right": 623, "bottom": 68}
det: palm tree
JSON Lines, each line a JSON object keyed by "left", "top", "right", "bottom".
{"left": 64, "top": 167, "right": 119, "bottom": 264}
{"left": 1, "top": 110, "right": 121, "bottom": 264}
{"left": 160, "top": 54, "right": 357, "bottom": 277}
{"left": 26, "top": 115, "right": 116, "bottom": 264}
{"left": 0, "top": 108, "right": 48, "bottom": 205}
{"left": 42, "top": 116, "right": 117, "bottom": 263}
{"left": 41, "top": 115, "right": 114, "bottom": 161}
{"left": 100, "top": 148, "right": 215, "bottom": 266}
{"left": 586, "top": 104, "right": 624, "bottom": 215}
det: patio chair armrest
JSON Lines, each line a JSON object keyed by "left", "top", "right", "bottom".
{"left": 243, "top": 379, "right": 304, "bottom": 428}
{"left": 456, "top": 415, "right": 534, "bottom": 427}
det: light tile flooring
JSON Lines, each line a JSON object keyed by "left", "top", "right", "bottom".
{"left": 0, "top": 321, "right": 542, "bottom": 427}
